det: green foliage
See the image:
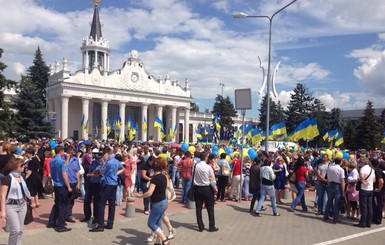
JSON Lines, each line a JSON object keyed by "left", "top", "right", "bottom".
{"left": 0, "top": 48, "right": 16, "bottom": 137}
{"left": 212, "top": 95, "right": 237, "bottom": 131}
{"left": 355, "top": 101, "right": 381, "bottom": 150}
{"left": 343, "top": 120, "right": 358, "bottom": 150}
{"left": 190, "top": 101, "right": 199, "bottom": 112}
{"left": 258, "top": 94, "right": 283, "bottom": 130}
{"left": 285, "top": 83, "right": 314, "bottom": 132}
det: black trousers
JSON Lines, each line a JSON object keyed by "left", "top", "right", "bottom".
{"left": 48, "top": 186, "right": 69, "bottom": 228}
{"left": 373, "top": 190, "right": 384, "bottom": 224}
{"left": 84, "top": 182, "right": 101, "bottom": 222}
{"left": 97, "top": 184, "right": 117, "bottom": 227}
{"left": 65, "top": 182, "right": 78, "bottom": 218}
{"left": 217, "top": 176, "right": 228, "bottom": 201}
{"left": 194, "top": 186, "right": 215, "bottom": 229}
{"left": 249, "top": 187, "right": 261, "bottom": 211}
{"left": 359, "top": 190, "right": 373, "bottom": 226}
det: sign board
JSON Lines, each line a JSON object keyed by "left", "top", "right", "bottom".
{"left": 235, "top": 88, "right": 252, "bottom": 110}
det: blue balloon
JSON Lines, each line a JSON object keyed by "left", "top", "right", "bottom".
{"left": 248, "top": 148, "right": 255, "bottom": 156}
{"left": 249, "top": 151, "right": 258, "bottom": 161}
{"left": 49, "top": 140, "right": 57, "bottom": 149}
{"left": 212, "top": 151, "right": 218, "bottom": 156}
{"left": 225, "top": 147, "right": 233, "bottom": 155}
{"left": 343, "top": 152, "right": 349, "bottom": 160}
{"left": 181, "top": 143, "right": 188, "bottom": 151}
{"left": 212, "top": 145, "right": 219, "bottom": 152}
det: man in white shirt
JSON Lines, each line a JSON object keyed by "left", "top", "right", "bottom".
{"left": 192, "top": 152, "right": 218, "bottom": 232}
{"left": 354, "top": 157, "right": 376, "bottom": 228}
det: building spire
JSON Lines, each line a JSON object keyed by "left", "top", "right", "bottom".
{"left": 90, "top": 0, "right": 102, "bottom": 41}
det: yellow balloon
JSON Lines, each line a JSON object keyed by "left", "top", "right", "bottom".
{"left": 218, "top": 148, "right": 225, "bottom": 155}
{"left": 336, "top": 151, "right": 343, "bottom": 158}
{"left": 294, "top": 146, "right": 298, "bottom": 152}
{"left": 320, "top": 150, "right": 326, "bottom": 155}
{"left": 325, "top": 149, "right": 332, "bottom": 158}
{"left": 188, "top": 146, "right": 196, "bottom": 153}
{"left": 225, "top": 155, "right": 231, "bottom": 162}
{"left": 242, "top": 148, "right": 249, "bottom": 157}
{"left": 350, "top": 154, "right": 354, "bottom": 159}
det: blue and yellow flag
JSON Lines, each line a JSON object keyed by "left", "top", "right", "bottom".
{"left": 213, "top": 112, "right": 221, "bottom": 131}
{"left": 196, "top": 129, "right": 202, "bottom": 139}
{"left": 322, "top": 128, "right": 329, "bottom": 141}
{"left": 142, "top": 116, "right": 147, "bottom": 131}
{"left": 335, "top": 132, "right": 344, "bottom": 146}
{"left": 270, "top": 121, "right": 287, "bottom": 137}
{"left": 328, "top": 129, "right": 339, "bottom": 142}
{"left": 80, "top": 114, "right": 85, "bottom": 129}
{"left": 381, "top": 131, "right": 385, "bottom": 144}
{"left": 154, "top": 116, "right": 164, "bottom": 130}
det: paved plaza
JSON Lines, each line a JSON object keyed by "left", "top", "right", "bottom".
{"left": 1, "top": 191, "right": 384, "bottom": 245}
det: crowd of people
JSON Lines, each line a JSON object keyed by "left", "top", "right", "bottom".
{"left": 1, "top": 138, "right": 385, "bottom": 244}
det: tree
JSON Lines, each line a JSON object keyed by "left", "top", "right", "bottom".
{"left": 328, "top": 108, "right": 342, "bottom": 130}
{"left": 28, "top": 47, "right": 50, "bottom": 107}
{"left": 212, "top": 95, "right": 237, "bottom": 131}
{"left": 311, "top": 98, "right": 329, "bottom": 147}
{"left": 258, "top": 94, "right": 281, "bottom": 130}
{"left": 13, "top": 75, "right": 53, "bottom": 140}
{"left": 355, "top": 101, "right": 381, "bottom": 150}
{"left": 343, "top": 120, "right": 357, "bottom": 150}
{"left": 190, "top": 101, "right": 199, "bottom": 112}
{"left": 285, "top": 83, "right": 314, "bottom": 132}
{"left": 0, "top": 48, "right": 16, "bottom": 137}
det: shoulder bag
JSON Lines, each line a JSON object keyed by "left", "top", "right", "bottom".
{"left": 356, "top": 168, "right": 372, "bottom": 191}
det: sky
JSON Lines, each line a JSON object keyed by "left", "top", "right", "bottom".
{"left": 1, "top": 0, "right": 385, "bottom": 119}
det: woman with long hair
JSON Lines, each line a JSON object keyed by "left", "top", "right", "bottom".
{"left": 1, "top": 157, "right": 31, "bottom": 245}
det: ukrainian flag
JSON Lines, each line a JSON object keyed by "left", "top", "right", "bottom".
{"left": 160, "top": 128, "right": 165, "bottom": 140}
{"left": 322, "top": 128, "right": 329, "bottom": 141}
{"left": 328, "top": 129, "right": 339, "bottom": 142}
{"left": 80, "top": 114, "right": 85, "bottom": 129}
{"left": 381, "top": 131, "right": 385, "bottom": 144}
{"left": 196, "top": 129, "right": 202, "bottom": 139}
{"left": 251, "top": 128, "right": 265, "bottom": 144}
{"left": 270, "top": 121, "right": 287, "bottom": 137}
{"left": 214, "top": 112, "right": 221, "bottom": 131}
{"left": 304, "top": 117, "right": 319, "bottom": 140}
{"left": 84, "top": 119, "right": 89, "bottom": 133}
{"left": 142, "top": 116, "right": 147, "bottom": 131}
{"left": 154, "top": 116, "right": 164, "bottom": 130}
{"left": 335, "top": 132, "right": 344, "bottom": 146}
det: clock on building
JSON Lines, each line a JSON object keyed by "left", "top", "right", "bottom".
{"left": 131, "top": 73, "right": 139, "bottom": 82}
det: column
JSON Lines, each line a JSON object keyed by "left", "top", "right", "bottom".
{"left": 184, "top": 108, "right": 190, "bottom": 143}
{"left": 94, "top": 50, "right": 98, "bottom": 68}
{"left": 157, "top": 105, "right": 163, "bottom": 142}
{"left": 119, "top": 102, "right": 126, "bottom": 142}
{"left": 102, "top": 100, "right": 108, "bottom": 140}
{"left": 141, "top": 104, "right": 148, "bottom": 142}
{"left": 81, "top": 98, "right": 90, "bottom": 140}
{"left": 54, "top": 98, "right": 61, "bottom": 138}
{"left": 61, "top": 96, "right": 70, "bottom": 139}
{"left": 171, "top": 107, "right": 177, "bottom": 142}
{"left": 103, "top": 53, "right": 107, "bottom": 71}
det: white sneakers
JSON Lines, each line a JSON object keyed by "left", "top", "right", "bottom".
{"left": 146, "top": 228, "right": 176, "bottom": 243}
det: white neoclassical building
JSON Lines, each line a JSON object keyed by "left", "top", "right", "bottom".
{"left": 46, "top": 1, "right": 258, "bottom": 143}
{"left": 46, "top": 2, "right": 192, "bottom": 142}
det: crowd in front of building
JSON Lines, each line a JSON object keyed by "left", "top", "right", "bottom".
{"left": 1, "top": 138, "right": 385, "bottom": 245}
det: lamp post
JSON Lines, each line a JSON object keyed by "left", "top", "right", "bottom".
{"left": 219, "top": 83, "right": 225, "bottom": 97}
{"left": 233, "top": 0, "right": 297, "bottom": 153}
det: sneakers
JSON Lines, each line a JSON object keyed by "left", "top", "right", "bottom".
{"left": 147, "top": 232, "right": 157, "bottom": 242}
{"left": 168, "top": 228, "right": 176, "bottom": 239}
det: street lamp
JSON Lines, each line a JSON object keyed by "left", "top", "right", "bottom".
{"left": 219, "top": 83, "right": 225, "bottom": 97}
{"left": 233, "top": 0, "right": 297, "bottom": 153}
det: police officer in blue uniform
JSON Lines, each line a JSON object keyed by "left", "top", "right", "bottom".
{"left": 89, "top": 147, "right": 123, "bottom": 232}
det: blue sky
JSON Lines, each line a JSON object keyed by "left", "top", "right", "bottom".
{"left": 1, "top": 0, "right": 385, "bottom": 119}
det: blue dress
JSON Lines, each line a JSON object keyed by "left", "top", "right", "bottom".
{"left": 272, "top": 163, "right": 286, "bottom": 190}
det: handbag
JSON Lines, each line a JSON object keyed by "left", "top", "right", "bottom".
{"left": 222, "top": 165, "right": 230, "bottom": 176}
{"left": 289, "top": 172, "right": 296, "bottom": 183}
{"left": 187, "top": 163, "right": 197, "bottom": 202}
{"left": 356, "top": 168, "right": 372, "bottom": 191}
{"left": 44, "top": 176, "right": 54, "bottom": 195}
{"left": 164, "top": 174, "right": 176, "bottom": 202}
{"left": 24, "top": 201, "right": 34, "bottom": 225}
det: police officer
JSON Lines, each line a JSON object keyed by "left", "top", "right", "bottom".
{"left": 89, "top": 147, "right": 124, "bottom": 232}
{"left": 64, "top": 145, "right": 80, "bottom": 223}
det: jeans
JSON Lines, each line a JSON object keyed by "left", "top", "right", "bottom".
{"left": 290, "top": 181, "right": 307, "bottom": 211}
{"left": 80, "top": 175, "right": 86, "bottom": 198}
{"left": 181, "top": 178, "right": 192, "bottom": 203}
{"left": 255, "top": 184, "right": 277, "bottom": 214}
{"left": 359, "top": 189, "right": 373, "bottom": 226}
{"left": 147, "top": 199, "right": 168, "bottom": 231}
{"left": 141, "top": 182, "right": 150, "bottom": 212}
{"left": 5, "top": 202, "right": 27, "bottom": 245}
{"left": 323, "top": 182, "right": 342, "bottom": 222}
{"left": 116, "top": 185, "right": 123, "bottom": 206}
{"left": 136, "top": 168, "right": 142, "bottom": 193}
{"left": 316, "top": 180, "right": 328, "bottom": 213}
{"left": 242, "top": 176, "right": 250, "bottom": 199}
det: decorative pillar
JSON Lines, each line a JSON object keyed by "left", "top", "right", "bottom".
{"left": 184, "top": 108, "right": 190, "bottom": 143}
{"left": 157, "top": 105, "right": 163, "bottom": 142}
{"left": 82, "top": 98, "right": 90, "bottom": 140}
{"left": 61, "top": 96, "right": 70, "bottom": 139}
{"left": 102, "top": 101, "right": 108, "bottom": 140}
{"left": 119, "top": 102, "right": 126, "bottom": 142}
{"left": 54, "top": 98, "right": 61, "bottom": 138}
{"left": 171, "top": 107, "right": 177, "bottom": 142}
{"left": 141, "top": 104, "right": 148, "bottom": 142}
